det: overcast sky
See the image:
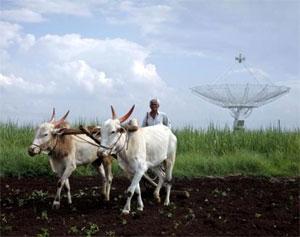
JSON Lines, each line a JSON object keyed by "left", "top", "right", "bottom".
{"left": 0, "top": 0, "right": 299, "bottom": 129}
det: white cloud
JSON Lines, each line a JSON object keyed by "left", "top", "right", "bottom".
{"left": 132, "top": 61, "right": 159, "bottom": 81}
{"left": 0, "top": 21, "right": 36, "bottom": 52}
{"left": 18, "top": 34, "right": 36, "bottom": 50}
{"left": 1, "top": 1, "right": 176, "bottom": 35}
{"left": 0, "top": 30, "right": 172, "bottom": 122}
{"left": 114, "top": 1, "right": 175, "bottom": 35}
{"left": 4, "top": 0, "right": 94, "bottom": 18}
{"left": 0, "top": 9, "right": 45, "bottom": 23}
{"left": 0, "top": 73, "right": 54, "bottom": 94}
{"left": 148, "top": 40, "right": 208, "bottom": 58}
{"left": 0, "top": 21, "right": 21, "bottom": 48}
{"left": 25, "top": 34, "right": 166, "bottom": 89}
{"left": 59, "top": 60, "right": 113, "bottom": 93}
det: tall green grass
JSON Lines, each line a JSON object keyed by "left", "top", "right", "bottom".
{"left": 174, "top": 126, "right": 300, "bottom": 176}
{"left": 0, "top": 122, "right": 299, "bottom": 177}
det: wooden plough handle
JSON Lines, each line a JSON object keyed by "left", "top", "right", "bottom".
{"left": 78, "top": 125, "right": 101, "bottom": 145}
{"left": 61, "top": 128, "right": 85, "bottom": 135}
{"left": 61, "top": 126, "right": 101, "bottom": 145}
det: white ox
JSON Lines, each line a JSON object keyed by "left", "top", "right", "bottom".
{"left": 99, "top": 105, "right": 177, "bottom": 214}
{"left": 28, "top": 109, "right": 113, "bottom": 209}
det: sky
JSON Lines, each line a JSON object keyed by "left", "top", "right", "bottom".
{"left": 0, "top": 0, "right": 299, "bottom": 129}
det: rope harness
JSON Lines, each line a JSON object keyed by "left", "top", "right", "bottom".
{"left": 30, "top": 126, "right": 129, "bottom": 157}
{"left": 73, "top": 135, "right": 100, "bottom": 147}
{"left": 30, "top": 135, "right": 59, "bottom": 155}
{"left": 30, "top": 127, "right": 98, "bottom": 155}
{"left": 99, "top": 128, "right": 128, "bottom": 156}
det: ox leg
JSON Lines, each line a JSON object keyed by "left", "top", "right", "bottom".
{"left": 92, "top": 158, "right": 107, "bottom": 199}
{"left": 135, "top": 184, "right": 144, "bottom": 211}
{"left": 102, "top": 156, "right": 113, "bottom": 201}
{"left": 123, "top": 190, "right": 134, "bottom": 214}
{"left": 151, "top": 167, "right": 165, "bottom": 203}
{"left": 164, "top": 158, "right": 175, "bottom": 206}
{"left": 53, "top": 163, "right": 76, "bottom": 209}
{"left": 104, "top": 159, "right": 113, "bottom": 201}
{"left": 64, "top": 178, "right": 72, "bottom": 204}
{"left": 98, "top": 165, "right": 107, "bottom": 199}
{"left": 123, "top": 169, "right": 145, "bottom": 214}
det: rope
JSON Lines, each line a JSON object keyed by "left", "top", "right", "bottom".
{"left": 102, "top": 131, "right": 126, "bottom": 155}
{"left": 73, "top": 135, "right": 100, "bottom": 147}
{"left": 31, "top": 136, "right": 59, "bottom": 155}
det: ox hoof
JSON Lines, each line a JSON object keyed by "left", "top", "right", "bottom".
{"left": 52, "top": 201, "right": 61, "bottom": 209}
{"left": 52, "top": 202, "right": 60, "bottom": 209}
{"left": 122, "top": 210, "right": 130, "bottom": 215}
{"left": 137, "top": 207, "right": 144, "bottom": 212}
{"left": 154, "top": 196, "right": 161, "bottom": 203}
{"left": 164, "top": 201, "right": 170, "bottom": 206}
{"left": 101, "top": 193, "right": 107, "bottom": 200}
{"left": 103, "top": 194, "right": 110, "bottom": 202}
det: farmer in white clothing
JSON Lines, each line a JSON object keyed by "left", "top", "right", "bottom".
{"left": 142, "top": 98, "right": 171, "bottom": 128}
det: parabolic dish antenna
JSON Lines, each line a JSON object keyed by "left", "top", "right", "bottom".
{"left": 191, "top": 54, "right": 290, "bottom": 129}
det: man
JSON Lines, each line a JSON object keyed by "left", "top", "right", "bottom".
{"left": 141, "top": 98, "right": 171, "bottom": 189}
{"left": 142, "top": 98, "right": 171, "bottom": 128}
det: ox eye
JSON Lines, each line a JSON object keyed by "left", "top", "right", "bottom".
{"left": 111, "top": 131, "right": 116, "bottom": 134}
{"left": 44, "top": 133, "right": 48, "bottom": 137}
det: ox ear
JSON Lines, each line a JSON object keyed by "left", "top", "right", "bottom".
{"left": 87, "top": 125, "right": 101, "bottom": 134}
{"left": 52, "top": 127, "right": 65, "bottom": 136}
{"left": 87, "top": 126, "right": 101, "bottom": 137}
{"left": 123, "top": 124, "right": 138, "bottom": 132}
{"left": 49, "top": 108, "right": 56, "bottom": 123}
{"left": 119, "top": 105, "right": 135, "bottom": 123}
{"left": 117, "top": 127, "right": 126, "bottom": 133}
{"left": 111, "top": 105, "right": 117, "bottom": 119}
{"left": 53, "top": 110, "right": 70, "bottom": 128}
{"left": 123, "top": 119, "right": 139, "bottom": 132}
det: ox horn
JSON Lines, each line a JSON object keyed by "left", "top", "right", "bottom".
{"left": 119, "top": 105, "right": 135, "bottom": 123}
{"left": 49, "top": 108, "right": 56, "bottom": 123}
{"left": 111, "top": 105, "right": 117, "bottom": 119}
{"left": 53, "top": 110, "right": 70, "bottom": 128}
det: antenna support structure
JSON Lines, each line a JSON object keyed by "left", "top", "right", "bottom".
{"left": 191, "top": 54, "right": 290, "bottom": 130}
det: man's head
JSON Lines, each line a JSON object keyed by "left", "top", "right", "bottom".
{"left": 149, "top": 98, "right": 159, "bottom": 113}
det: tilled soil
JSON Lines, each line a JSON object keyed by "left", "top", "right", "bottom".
{"left": 1, "top": 176, "right": 299, "bottom": 236}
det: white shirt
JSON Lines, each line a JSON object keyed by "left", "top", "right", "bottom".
{"left": 142, "top": 111, "right": 171, "bottom": 128}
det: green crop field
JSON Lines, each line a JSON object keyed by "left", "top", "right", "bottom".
{"left": 0, "top": 122, "right": 299, "bottom": 177}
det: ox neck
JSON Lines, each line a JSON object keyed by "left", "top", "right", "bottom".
{"left": 47, "top": 136, "right": 59, "bottom": 156}
{"left": 113, "top": 132, "right": 128, "bottom": 157}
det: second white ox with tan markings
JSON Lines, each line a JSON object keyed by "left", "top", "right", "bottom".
{"left": 28, "top": 109, "right": 113, "bottom": 209}
{"left": 98, "top": 105, "right": 177, "bottom": 214}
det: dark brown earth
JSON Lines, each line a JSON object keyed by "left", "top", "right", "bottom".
{"left": 1, "top": 176, "right": 299, "bottom": 236}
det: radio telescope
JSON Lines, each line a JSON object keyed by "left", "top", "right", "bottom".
{"left": 191, "top": 54, "right": 290, "bottom": 129}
